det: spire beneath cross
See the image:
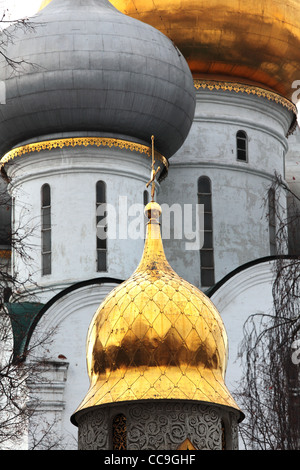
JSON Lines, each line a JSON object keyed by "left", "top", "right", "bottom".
{"left": 146, "top": 135, "right": 160, "bottom": 202}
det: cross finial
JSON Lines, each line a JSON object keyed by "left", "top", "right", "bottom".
{"left": 146, "top": 135, "right": 160, "bottom": 201}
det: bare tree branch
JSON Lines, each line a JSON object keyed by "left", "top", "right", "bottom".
{"left": 0, "top": 9, "right": 41, "bottom": 72}
{"left": 236, "top": 172, "right": 300, "bottom": 450}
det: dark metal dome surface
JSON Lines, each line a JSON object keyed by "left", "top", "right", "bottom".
{"left": 0, "top": 0, "right": 195, "bottom": 158}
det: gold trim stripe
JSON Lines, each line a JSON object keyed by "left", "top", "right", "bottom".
{"left": 0, "top": 137, "right": 168, "bottom": 170}
{"left": 194, "top": 79, "right": 297, "bottom": 114}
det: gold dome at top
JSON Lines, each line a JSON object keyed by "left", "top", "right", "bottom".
{"left": 39, "top": 0, "right": 300, "bottom": 99}
{"left": 111, "top": 0, "right": 300, "bottom": 100}
{"left": 73, "top": 200, "right": 242, "bottom": 420}
{"left": 39, "top": 0, "right": 51, "bottom": 9}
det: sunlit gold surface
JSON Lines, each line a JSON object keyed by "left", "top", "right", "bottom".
{"left": 74, "top": 202, "right": 242, "bottom": 418}
{"left": 177, "top": 439, "right": 197, "bottom": 450}
{"left": 111, "top": 0, "right": 300, "bottom": 100}
{"left": 39, "top": 0, "right": 52, "bottom": 10}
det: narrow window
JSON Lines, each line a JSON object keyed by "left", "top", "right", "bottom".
{"left": 96, "top": 181, "right": 107, "bottom": 272}
{"left": 268, "top": 188, "right": 276, "bottom": 255}
{"left": 112, "top": 414, "right": 127, "bottom": 450}
{"left": 143, "top": 190, "right": 149, "bottom": 207}
{"left": 221, "top": 420, "right": 227, "bottom": 450}
{"left": 198, "top": 176, "right": 215, "bottom": 287}
{"left": 41, "top": 184, "right": 51, "bottom": 275}
{"left": 236, "top": 130, "right": 248, "bottom": 162}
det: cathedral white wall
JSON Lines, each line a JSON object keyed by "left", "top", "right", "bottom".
{"left": 210, "top": 260, "right": 276, "bottom": 394}
{"left": 27, "top": 281, "right": 118, "bottom": 450}
{"left": 160, "top": 166, "right": 273, "bottom": 287}
{"left": 5, "top": 89, "right": 292, "bottom": 297}
{"left": 159, "top": 89, "right": 292, "bottom": 288}
{"left": 25, "top": 260, "right": 277, "bottom": 450}
{"left": 210, "top": 260, "right": 277, "bottom": 450}
{"left": 6, "top": 144, "right": 152, "bottom": 303}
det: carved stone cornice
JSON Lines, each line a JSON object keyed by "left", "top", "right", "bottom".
{"left": 194, "top": 79, "right": 298, "bottom": 136}
{"left": 0, "top": 137, "right": 168, "bottom": 174}
{"left": 194, "top": 79, "right": 297, "bottom": 113}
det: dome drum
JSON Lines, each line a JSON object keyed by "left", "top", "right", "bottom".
{"left": 75, "top": 400, "right": 240, "bottom": 450}
{"left": 72, "top": 201, "right": 244, "bottom": 449}
{"left": 72, "top": 202, "right": 244, "bottom": 424}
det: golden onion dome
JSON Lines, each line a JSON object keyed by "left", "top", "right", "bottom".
{"left": 39, "top": 0, "right": 52, "bottom": 9}
{"left": 109, "top": 0, "right": 300, "bottom": 100}
{"left": 73, "top": 200, "right": 242, "bottom": 419}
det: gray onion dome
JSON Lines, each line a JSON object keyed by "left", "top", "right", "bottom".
{"left": 0, "top": 0, "right": 196, "bottom": 159}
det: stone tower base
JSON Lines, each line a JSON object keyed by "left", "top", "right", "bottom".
{"left": 75, "top": 400, "right": 240, "bottom": 450}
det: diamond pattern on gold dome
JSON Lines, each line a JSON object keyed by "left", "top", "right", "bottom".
{"left": 75, "top": 202, "right": 241, "bottom": 416}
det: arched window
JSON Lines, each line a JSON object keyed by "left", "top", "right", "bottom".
{"left": 198, "top": 176, "right": 215, "bottom": 287}
{"left": 112, "top": 414, "right": 127, "bottom": 450}
{"left": 41, "top": 184, "right": 51, "bottom": 275}
{"left": 236, "top": 130, "right": 248, "bottom": 162}
{"left": 143, "top": 190, "right": 149, "bottom": 207}
{"left": 268, "top": 187, "right": 276, "bottom": 255}
{"left": 143, "top": 190, "right": 149, "bottom": 238}
{"left": 96, "top": 181, "right": 107, "bottom": 272}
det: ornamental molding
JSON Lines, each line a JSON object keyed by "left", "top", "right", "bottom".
{"left": 193, "top": 79, "right": 297, "bottom": 115}
{"left": 76, "top": 401, "right": 240, "bottom": 450}
{"left": 0, "top": 137, "right": 168, "bottom": 172}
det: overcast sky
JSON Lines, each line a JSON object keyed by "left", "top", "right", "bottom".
{"left": 0, "top": 0, "right": 42, "bottom": 20}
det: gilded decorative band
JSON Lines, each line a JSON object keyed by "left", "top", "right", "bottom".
{"left": 0, "top": 136, "right": 168, "bottom": 170}
{"left": 194, "top": 79, "right": 297, "bottom": 114}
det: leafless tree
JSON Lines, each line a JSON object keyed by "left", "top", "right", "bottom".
{"left": 0, "top": 189, "right": 64, "bottom": 449}
{"left": 0, "top": 180, "right": 61, "bottom": 449}
{"left": 237, "top": 172, "right": 300, "bottom": 450}
{"left": 0, "top": 8, "right": 37, "bottom": 71}
{"left": 0, "top": 10, "right": 61, "bottom": 450}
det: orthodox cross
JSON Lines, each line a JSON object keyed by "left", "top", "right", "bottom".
{"left": 146, "top": 135, "right": 160, "bottom": 201}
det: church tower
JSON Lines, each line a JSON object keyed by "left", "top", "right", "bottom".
{"left": 71, "top": 150, "right": 244, "bottom": 450}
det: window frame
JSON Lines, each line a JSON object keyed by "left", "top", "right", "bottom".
{"left": 96, "top": 180, "right": 107, "bottom": 272}
{"left": 236, "top": 130, "right": 248, "bottom": 162}
{"left": 41, "top": 183, "right": 51, "bottom": 276}
{"left": 198, "top": 176, "right": 215, "bottom": 287}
